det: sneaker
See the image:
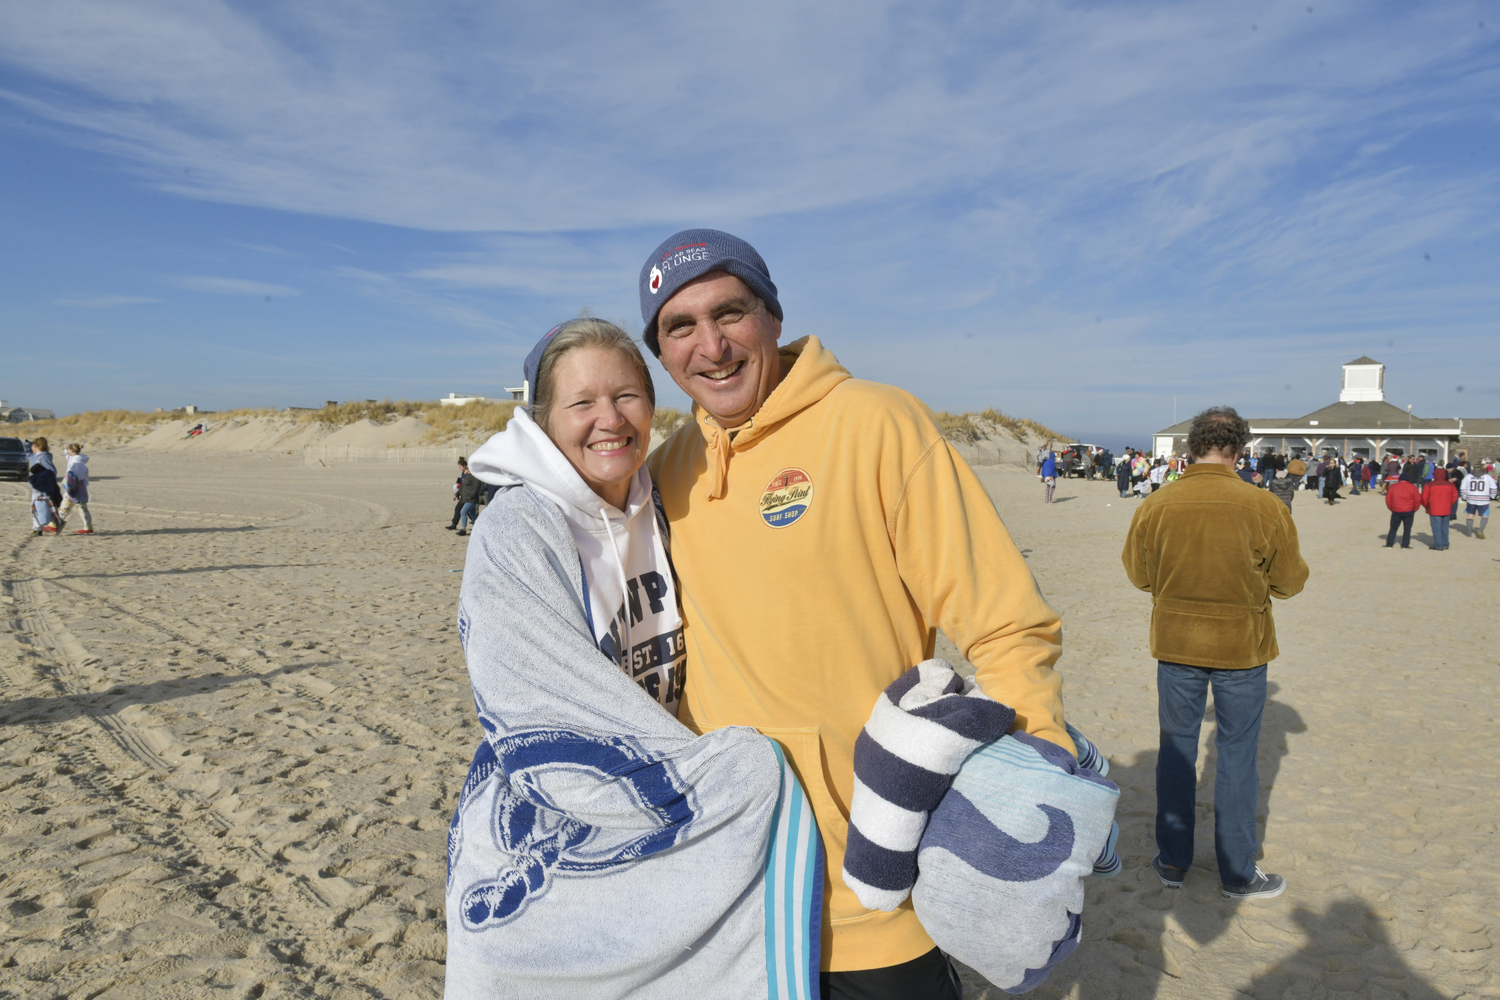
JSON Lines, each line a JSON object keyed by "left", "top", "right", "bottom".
{"left": 74, "top": 529, "right": 93, "bottom": 535}
{"left": 1479, "top": 530, "right": 1487, "bottom": 540}
{"left": 444, "top": 524, "right": 456, "bottom": 530}
{"left": 41, "top": 525, "right": 57, "bottom": 533}
{"left": 1151, "top": 854, "right": 1186, "bottom": 889}
{"left": 1221, "top": 868, "right": 1286, "bottom": 899}
{"left": 456, "top": 530, "right": 467, "bottom": 537}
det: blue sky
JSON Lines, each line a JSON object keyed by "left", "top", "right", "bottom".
{"left": 1, "top": 0, "right": 1496, "bottom": 446}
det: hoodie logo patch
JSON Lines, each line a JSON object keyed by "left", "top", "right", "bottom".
{"left": 648, "top": 265, "right": 663, "bottom": 294}
{"left": 761, "top": 468, "right": 813, "bottom": 528}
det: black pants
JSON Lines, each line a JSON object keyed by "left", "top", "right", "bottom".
{"left": 1386, "top": 511, "right": 1414, "bottom": 548}
{"left": 821, "top": 948, "right": 962, "bottom": 1000}
{"left": 449, "top": 501, "right": 463, "bottom": 527}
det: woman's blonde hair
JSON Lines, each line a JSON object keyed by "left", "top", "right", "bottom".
{"left": 32, "top": 436, "right": 49, "bottom": 453}
{"left": 532, "top": 318, "right": 655, "bottom": 435}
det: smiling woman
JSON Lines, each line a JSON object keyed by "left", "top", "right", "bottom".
{"left": 528, "top": 319, "right": 655, "bottom": 510}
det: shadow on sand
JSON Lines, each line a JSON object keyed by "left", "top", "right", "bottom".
{"left": 1372, "top": 531, "right": 1435, "bottom": 548}
{"left": 0, "top": 662, "right": 321, "bottom": 728}
{"left": 975, "top": 683, "right": 1310, "bottom": 999}
{"left": 93, "top": 526, "right": 263, "bottom": 536}
{"left": 50, "top": 563, "right": 311, "bottom": 581}
{"left": 1244, "top": 899, "right": 1447, "bottom": 1000}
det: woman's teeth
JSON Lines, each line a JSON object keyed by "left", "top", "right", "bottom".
{"left": 588, "top": 439, "right": 629, "bottom": 453}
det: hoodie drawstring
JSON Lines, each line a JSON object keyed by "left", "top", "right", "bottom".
{"left": 704, "top": 417, "right": 732, "bottom": 501}
{"left": 599, "top": 506, "right": 631, "bottom": 666}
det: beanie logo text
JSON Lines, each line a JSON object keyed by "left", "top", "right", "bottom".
{"left": 652, "top": 243, "right": 710, "bottom": 296}
{"left": 760, "top": 468, "right": 813, "bottom": 528}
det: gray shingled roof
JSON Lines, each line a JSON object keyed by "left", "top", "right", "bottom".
{"left": 1344, "top": 356, "right": 1381, "bottom": 366}
{"left": 1156, "top": 400, "right": 1478, "bottom": 436}
{"left": 1462, "top": 418, "right": 1500, "bottom": 437}
{"left": 1250, "top": 400, "right": 1456, "bottom": 432}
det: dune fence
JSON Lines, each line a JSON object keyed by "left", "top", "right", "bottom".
{"left": 304, "top": 445, "right": 467, "bottom": 466}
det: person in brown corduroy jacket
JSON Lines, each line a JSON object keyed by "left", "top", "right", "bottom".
{"left": 1122, "top": 406, "right": 1309, "bottom": 902}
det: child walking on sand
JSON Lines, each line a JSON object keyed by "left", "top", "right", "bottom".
{"left": 27, "top": 438, "right": 64, "bottom": 536}
{"left": 58, "top": 443, "right": 94, "bottom": 534}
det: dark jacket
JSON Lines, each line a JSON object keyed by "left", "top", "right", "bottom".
{"left": 457, "top": 471, "right": 484, "bottom": 504}
{"left": 28, "top": 455, "right": 62, "bottom": 506}
{"left": 1268, "top": 475, "right": 1297, "bottom": 509}
{"left": 1122, "top": 463, "right": 1308, "bottom": 670}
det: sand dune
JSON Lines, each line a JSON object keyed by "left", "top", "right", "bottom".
{"left": 1, "top": 454, "right": 1491, "bottom": 998}
{"left": 119, "top": 415, "right": 441, "bottom": 455}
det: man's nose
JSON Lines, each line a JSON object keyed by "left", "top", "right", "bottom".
{"left": 696, "top": 322, "right": 730, "bottom": 361}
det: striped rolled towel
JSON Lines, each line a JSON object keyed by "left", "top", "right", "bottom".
{"left": 841, "top": 660, "right": 1015, "bottom": 912}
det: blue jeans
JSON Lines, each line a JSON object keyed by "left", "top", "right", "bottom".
{"left": 458, "top": 502, "right": 478, "bottom": 531}
{"left": 1430, "top": 514, "right": 1449, "bottom": 549}
{"left": 1156, "top": 661, "right": 1267, "bottom": 886}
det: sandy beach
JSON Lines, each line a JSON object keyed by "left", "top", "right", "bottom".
{"left": 2, "top": 452, "right": 1494, "bottom": 999}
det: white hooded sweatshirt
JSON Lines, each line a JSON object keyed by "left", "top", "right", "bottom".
{"left": 467, "top": 410, "right": 685, "bottom": 715}
{"left": 66, "top": 453, "right": 89, "bottom": 485}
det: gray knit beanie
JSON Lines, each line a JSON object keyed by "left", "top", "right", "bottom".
{"left": 638, "top": 229, "right": 782, "bottom": 357}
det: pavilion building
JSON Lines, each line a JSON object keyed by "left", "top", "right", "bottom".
{"left": 1152, "top": 358, "right": 1493, "bottom": 463}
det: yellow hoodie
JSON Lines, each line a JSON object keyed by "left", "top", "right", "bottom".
{"left": 650, "top": 336, "right": 1071, "bottom": 972}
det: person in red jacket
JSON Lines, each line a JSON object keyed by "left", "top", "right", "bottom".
{"left": 1384, "top": 467, "right": 1423, "bottom": 549}
{"left": 1421, "top": 468, "right": 1460, "bottom": 550}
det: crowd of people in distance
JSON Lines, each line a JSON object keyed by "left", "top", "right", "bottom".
{"left": 1035, "top": 442, "right": 1497, "bottom": 552}
{"left": 1036, "top": 444, "right": 1190, "bottom": 503}
{"left": 25, "top": 436, "right": 94, "bottom": 537}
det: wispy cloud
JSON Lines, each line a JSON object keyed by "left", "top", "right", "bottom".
{"left": 1, "top": 1, "right": 1492, "bottom": 239}
{"left": 54, "top": 295, "right": 160, "bottom": 307}
{"left": 1, "top": 1, "right": 1496, "bottom": 428}
{"left": 166, "top": 275, "right": 300, "bottom": 297}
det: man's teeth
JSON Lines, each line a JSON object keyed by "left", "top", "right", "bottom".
{"left": 588, "top": 440, "right": 629, "bottom": 453}
{"left": 703, "top": 361, "right": 744, "bottom": 381}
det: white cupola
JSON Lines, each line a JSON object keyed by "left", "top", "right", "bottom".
{"left": 1339, "top": 357, "right": 1385, "bottom": 403}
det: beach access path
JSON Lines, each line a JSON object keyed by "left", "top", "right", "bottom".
{"left": 0, "top": 454, "right": 1493, "bottom": 999}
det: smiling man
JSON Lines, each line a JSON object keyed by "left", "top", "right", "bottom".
{"left": 642, "top": 229, "right": 1074, "bottom": 1000}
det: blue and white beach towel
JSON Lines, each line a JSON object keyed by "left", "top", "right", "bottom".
{"left": 843, "top": 660, "right": 1119, "bottom": 994}
{"left": 446, "top": 482, "right": 823, "bottom": 1000}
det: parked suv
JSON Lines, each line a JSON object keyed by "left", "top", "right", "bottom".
{"left": 0, "top": 437, "right": 28, "bottom": 480}
{"left": 1058, "top": 443, "right": 1097, "bottom": 478}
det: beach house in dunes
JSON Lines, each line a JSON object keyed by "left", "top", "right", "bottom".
{"left": 0, "top": 402, "right": 56, "bottom": 422}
